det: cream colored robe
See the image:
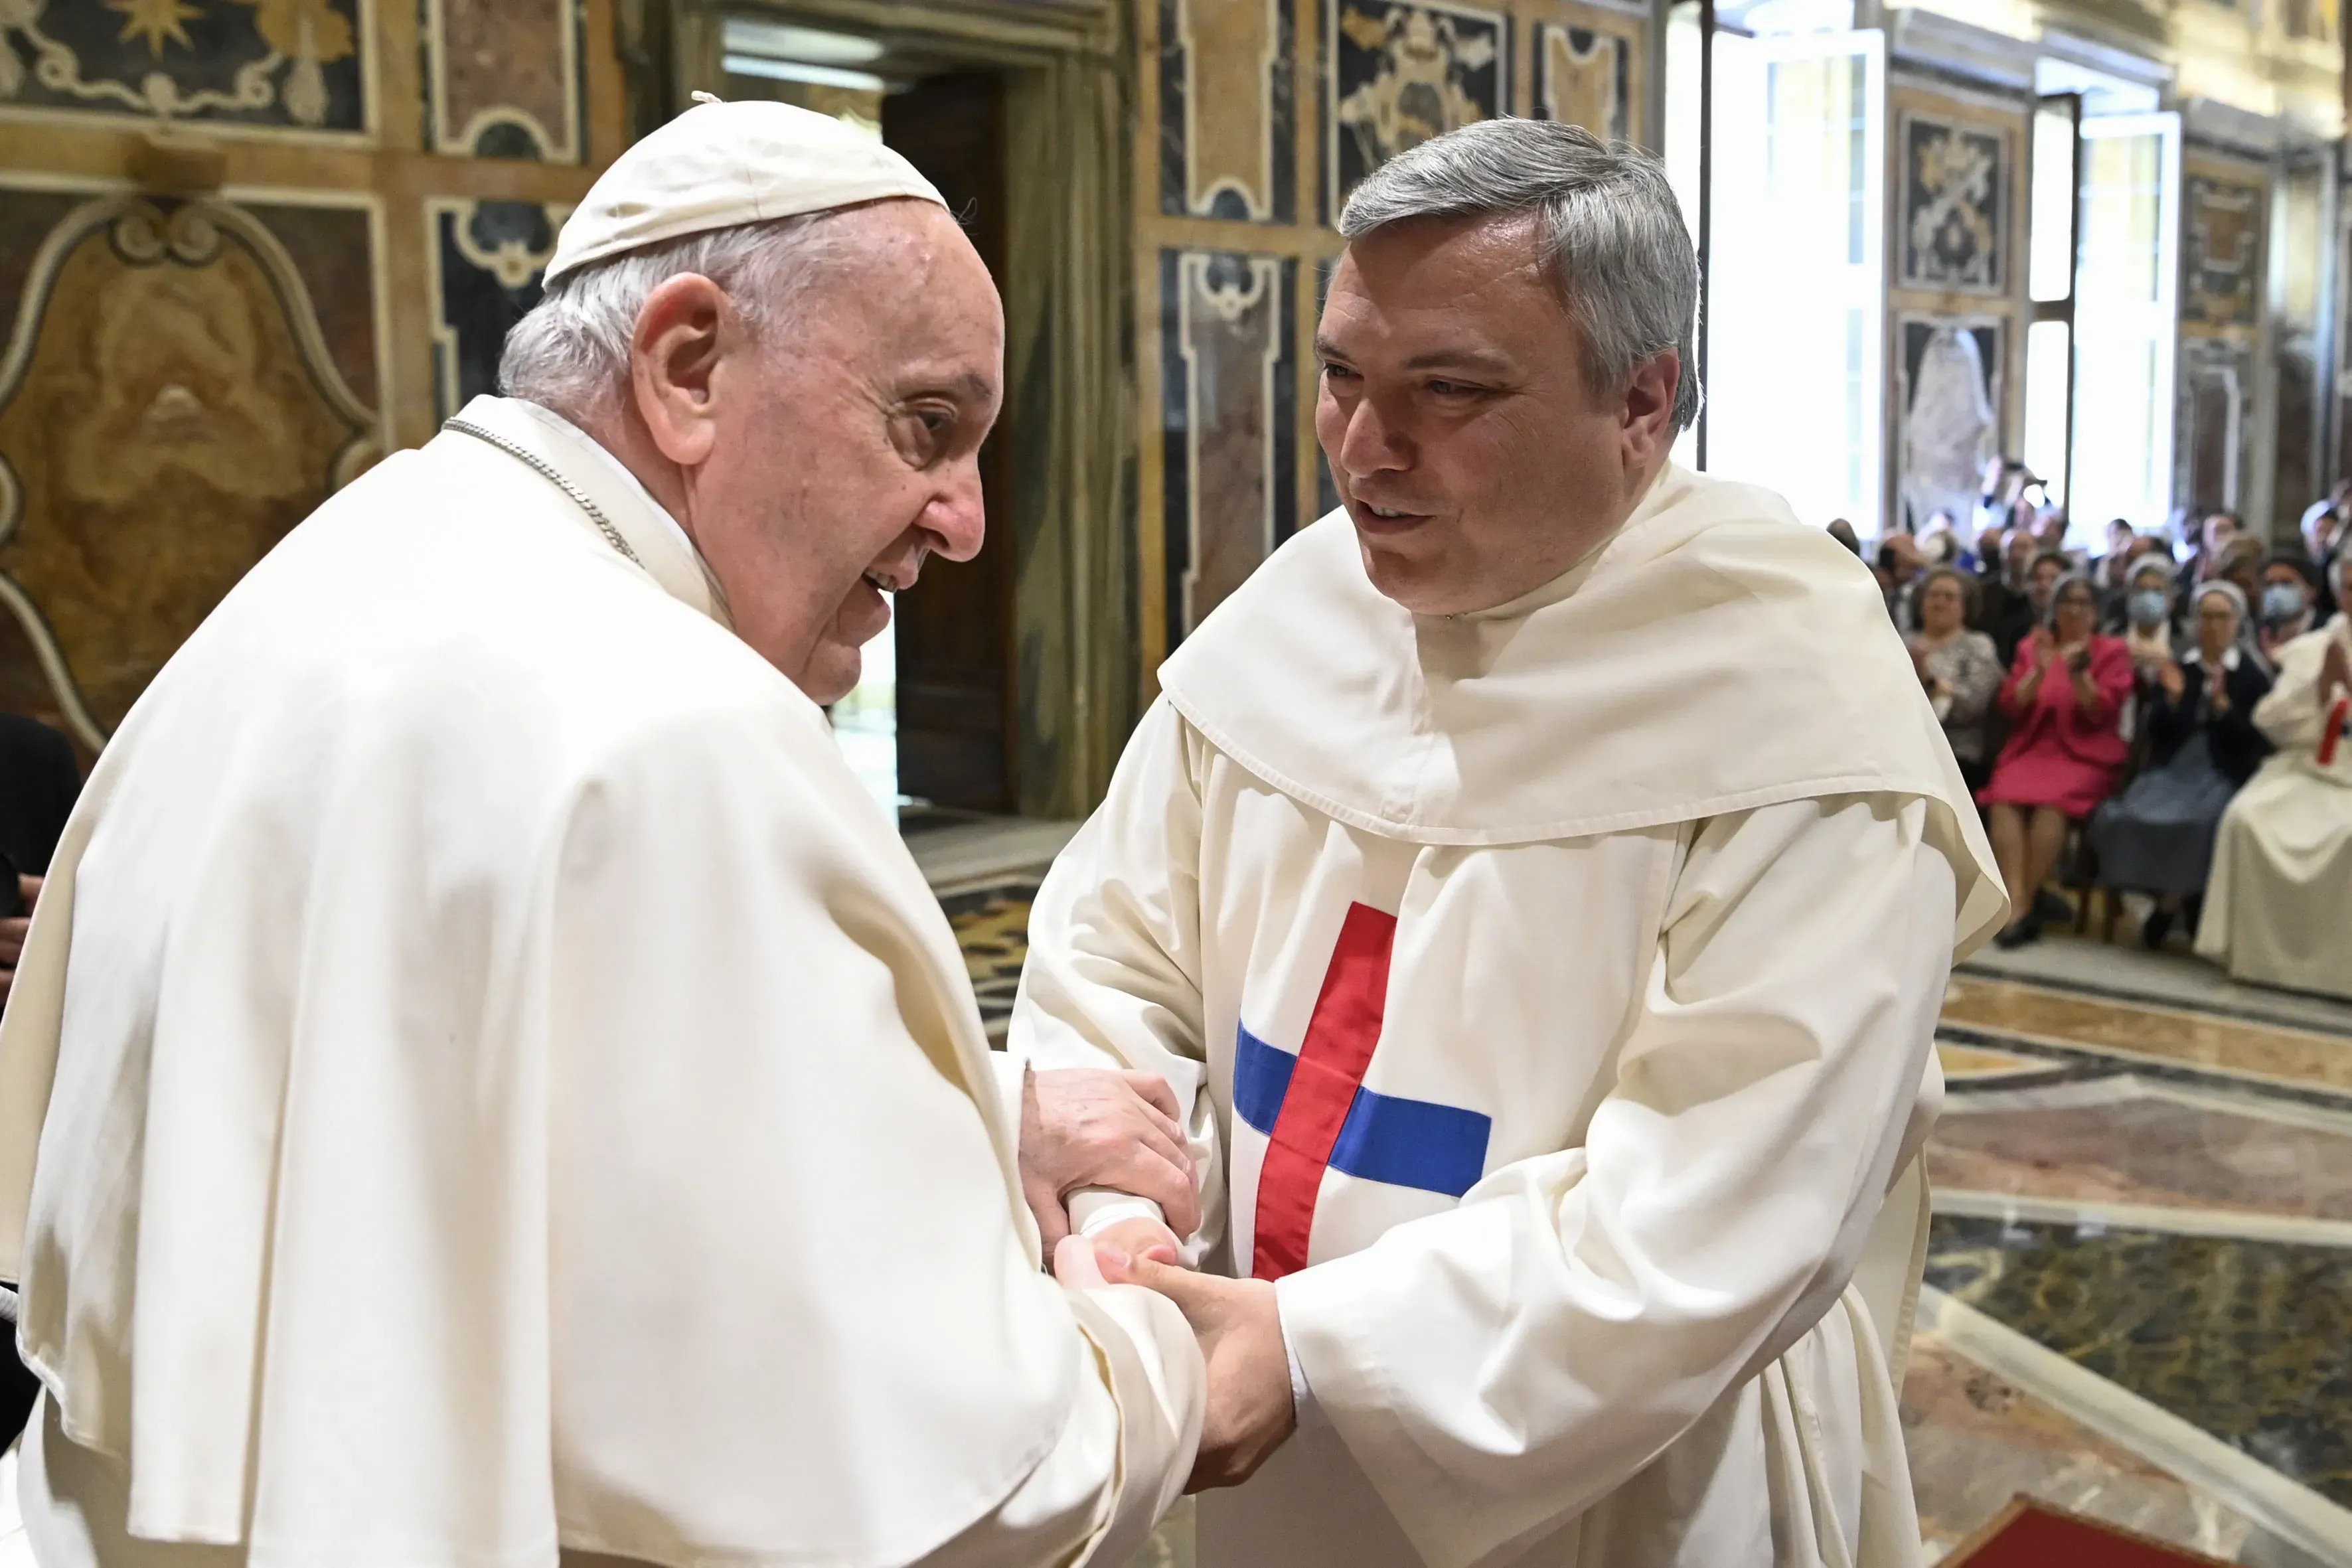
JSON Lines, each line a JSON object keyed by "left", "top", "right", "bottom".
{"left": 0, "top": 396, "right": 1201, "bottom": 1568}
{"left": 2195, "top": 614, "right": 2352, "bottom": 1000}
{"left": 1010, "top": 466, "right": 2005, "bottom": 1568}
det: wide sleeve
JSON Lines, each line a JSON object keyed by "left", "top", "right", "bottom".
{"left": 1274, "top": 795, "right": 1954, "bottom": 1568}
{"left": 1010, "top": 698, "right": 1226, "bottom": 1259}
{"left": 539, "top": 706, "right": 1201, "bottom": 1568}
{"left": 2251, "top": 631, "right": 2337, "bottom": 753}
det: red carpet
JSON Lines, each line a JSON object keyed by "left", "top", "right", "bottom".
{"left": 1946, "top": 1498, "right": 2234, "bottom": 1566}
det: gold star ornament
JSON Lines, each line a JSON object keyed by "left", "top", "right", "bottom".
{"left": 109, "top": 0, "right": 204, "bottom": 56}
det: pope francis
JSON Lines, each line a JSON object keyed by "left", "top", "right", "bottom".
{"left": 0, "top": 103, "right": 1204, "bottom": 1568}
{"left": 1010, "top": 121, "right": 2004, "bottom": 1566}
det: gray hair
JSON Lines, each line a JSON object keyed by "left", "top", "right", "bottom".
{"left": 1338, "top": 119, "right": 1703, "bottom": 431}
{"left": 499, "top": 211, "right": 846, "bottom": 418}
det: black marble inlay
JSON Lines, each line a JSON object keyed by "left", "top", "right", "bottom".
{"left": 433, "top": 202, "right": 553, "bottom": 420}
{"left": 1938, "top": 1022, "right": 2352, "bottom": 1117}
{"left": 1926, "top": 1214, "right": 2352, "bottom": 1507}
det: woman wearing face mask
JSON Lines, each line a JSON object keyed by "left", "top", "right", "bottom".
{"left": 1907, "top": 566, "right": 2003, "bottom": 794}
{"left": 2112, "top": 554, "right": 2179, "bottom": 669}
{"left": 2088, "top": 582, "right": 2275, "bottom": 948}
{"left": 1981, "top": 574, "right": 2136, "bottom": 947}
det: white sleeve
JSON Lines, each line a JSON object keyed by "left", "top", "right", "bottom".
{"left": 542, "top": 710, "right": 1200, "bottom": 1568}
{"left": 1010, "top": 700, "right": 1225, "bottom": 1263}
{"left": 2250, "top": 631, "right": 2332, "bottom": 751}
{"left": 917, "top": 1285, "right": 1204, "bottom": 1568}
{"left": 1275, "top": 795, "right": 1954, "bottom": 1568}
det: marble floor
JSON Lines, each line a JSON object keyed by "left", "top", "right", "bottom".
{"left": 927, "top": 858, "right": 2352, "bottom": 1567}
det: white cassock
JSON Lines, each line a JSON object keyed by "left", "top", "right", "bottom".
{"left": 0, "top": 395, "right": 1201, "bottom": 1568}
{"left": 1010, "top": 465, "right": 2005, "bottom": 1568}
{"left": 2195, "top": 615, "right": 2352, "bottom": 999}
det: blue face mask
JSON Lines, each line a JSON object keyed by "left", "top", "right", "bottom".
{"left": 2127, "top": 589, "right": 2170, "bottom": 629}
{"left": 2262, "top": 584, "right": 2308, "bottom": 625}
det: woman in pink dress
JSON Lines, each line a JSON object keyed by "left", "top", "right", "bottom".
{"left": 1980, "top": 572, "right": 2135, "bottom": 947}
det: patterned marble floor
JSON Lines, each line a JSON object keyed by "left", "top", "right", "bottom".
{"left": 933, "top": 870, "right": 2352, "bottom": 1566}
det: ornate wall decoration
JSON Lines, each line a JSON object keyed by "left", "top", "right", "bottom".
{"left": 428, "top": 198, "right": 560, "bottom": 420}
{"left": 1537, "top": 23, "right": 1625, "bottom": 141}
{"left": 423, "top": 0, "right": 582, "bottom": 161}
{"left": 0, "top": 192, "right": 378, "bottom": 748}
{"left": 1328, "top": 0, "right": 1505, "bottom": 216}
{"left": 1899, "top": 112, "right": 2006, "bottom": 296}
{"left": 0, "top": 0, "right": 370, "bottom": 133}
{"left": 1158, "top": 0, "right": 1294, "bottom": 222}
{"left": 2178, "top": 336, "right": 2252, "bottom": 511}
{"left": 1161, "top": 248, "right": 1296, "bottom": 643}
{"left": 2183, "top": 173, "right": 2264, "bottom": 331}
{"left": 1895, "top": 314, "right": 2002, "bottom": 534}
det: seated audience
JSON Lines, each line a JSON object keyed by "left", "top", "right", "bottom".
{"left": 2089, "top": 582, "right": 2272, "bottom": 949}
{"left": 2305, "top": 501, "right": 2343, "bottom": 618}
{"left": 2197, "top": 554, "right": 2352, "bottom": 999}
{"left": 1981, "top": 574, "right": 2135, "bottom": 948}
{"left": 1826, "top": 516, "right": 1862, "bottom": 556}
{"left": 1908, "top": 566, "right": 2003, "bottom": 794}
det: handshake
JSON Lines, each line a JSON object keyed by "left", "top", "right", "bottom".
{"left": 1016, "top": 1064, "right": 1296, "bottom": 1492}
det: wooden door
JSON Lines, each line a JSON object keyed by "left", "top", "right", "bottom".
{"left": 883, "top": 70, "right": 1018, "bottom": 813}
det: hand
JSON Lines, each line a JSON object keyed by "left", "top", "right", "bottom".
{"left": 2029, "top": 627, "right": 2057, "bottom": 667}
{"left": 1020, "top": 1066, "right": 1202, "bottom": 1258}
{"left": 2323, "top": 635, "right": 2352, "bottom": 708}
{"left": 1103, "top": 1254, "right": 1295, "bottom": 1492}
{"left": 2156, "top": 659, "right": 2185, "bottom": 701}
{"left": 1906, "top": 641, "right": 1932, "bottom": 680}
{"left": 2064, "top": 644, "right": 2092, "bottom": 675}
{"left": 1090, "top": 1214, "right": 1184, "bottom": 1267}
{"left": 2208, "top": 665, "right": 2231, "bottom": 714}
{"left": 0, "top": 875, "right": 39, "bottom": 1007}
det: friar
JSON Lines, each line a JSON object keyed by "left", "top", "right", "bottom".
{"left": 0, "top": 100, "right": 1208, "bottom": 1568}
{"left": 1012, "top": 120, "right": 2004, "bottom": 1568}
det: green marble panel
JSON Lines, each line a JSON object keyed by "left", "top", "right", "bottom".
{"left": 1925, "top": 1213, "right": 2352, "bottom": 1508}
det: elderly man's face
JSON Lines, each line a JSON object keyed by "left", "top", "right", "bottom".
{"left": 637, "top": 201, "right": 1001, "bottom": 702}
{"left": 1313, "top": 214, "right": 1679, "bottom": 615}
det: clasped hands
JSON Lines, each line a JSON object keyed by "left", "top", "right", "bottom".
{"left": 1019, "top": 1065, "right": 1296, "bottom": 1491}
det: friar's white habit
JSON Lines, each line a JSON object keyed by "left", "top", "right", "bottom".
{"left": 1012, "top": 465, "right": 2005, "bottom": 1568}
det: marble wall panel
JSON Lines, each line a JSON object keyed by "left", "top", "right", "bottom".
{"left": 0, "top": 0, "right": 370, "bottom": 132}
{"left": 1158, "top": 0, "right": 1294, "bottom": 222}
{"left": 428, "top": 198, "right": 560, "bottom": 420}
{"left": 424, "top": 0, "right": 582, "bottom": 161}
{"left": 1536, "top": 21, "right": 1626, "bottom": 142}
{"left": 1328, "top": 0, "right": 1506, "bottom": 216}
{"left": 2179, "top": 335, "right": 2254, "bottom": 512}
{"left": 0, "top": 193, "right": 378, "bottom": 747}
{"left": 1898, "top": 109, "right": 2009, "bottom": 297}
{"left": 1161, "top": 248, "right": 1297, "bottom": 642}
{"left": 2183, "top": 171, "right": 2265, "bottom": 332}
{"left": 1895, "top": 313, "right": 2003, "bottom": 533}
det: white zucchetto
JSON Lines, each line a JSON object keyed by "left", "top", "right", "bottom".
{"left": 544, "top": 96, "right": 947, "bottom": 284}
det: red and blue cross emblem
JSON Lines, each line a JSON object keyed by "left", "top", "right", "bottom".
{"left": 1235, "top": 902, "right": 1492, "bottom": 1281}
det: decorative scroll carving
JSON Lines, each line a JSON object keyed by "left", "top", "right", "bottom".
{"left": 1158, "top": 0, "right": 1293, "bottom": 222}
{"left": 0, "top": 192, "right": 378, "bottom": 747}
{"left": 1539, "top": 23, "right": 1625, "bottom": 141}
{"left": 423, "top": 0, "right": 582, "bottom": 161}
{"left": 1328, "top": 0, "right": 1505, "bottom": 215}
{"left": 0, "top": 0, "right": 368, "bottom": 132}
{"left": 428, "top": 197, "right": 560, "bottom": 418}
{"left": 1161, "top": 248, "right": 1296, "bottom": 641}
